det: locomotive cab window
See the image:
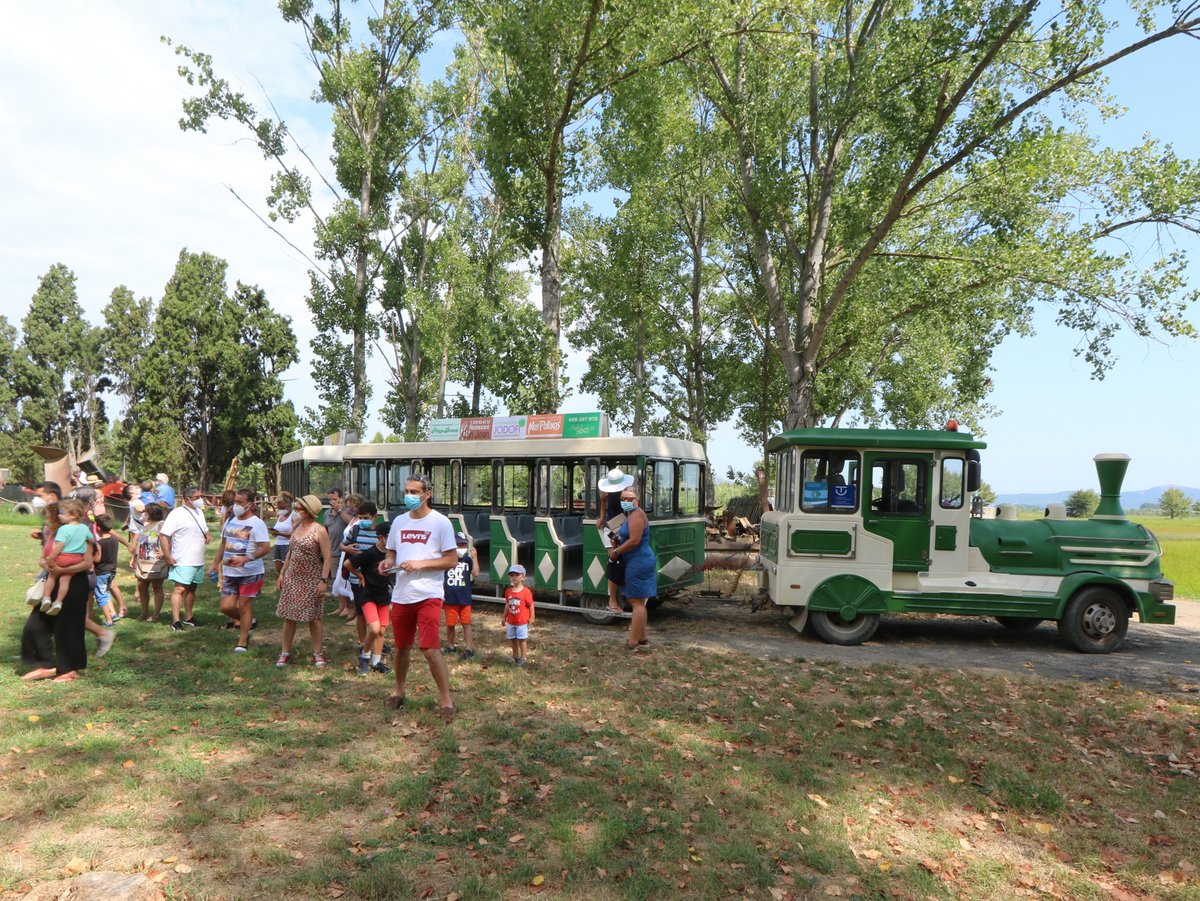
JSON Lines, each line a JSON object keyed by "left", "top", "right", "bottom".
{"left": 939, "top": 458, "right": 965, "bottom": 509}
{"left": 869, "top": 458, "right": 928, "bottom": 515}
{"left": 800, "top": 451, "right": 859, "bottom": 513}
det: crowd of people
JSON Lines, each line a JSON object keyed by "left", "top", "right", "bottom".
{"left": 17, "top": 468, "right": 658, "bottom": 718}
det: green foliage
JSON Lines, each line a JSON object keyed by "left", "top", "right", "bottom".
{"left": 1065, "top": 488, "right": 1100, "bottom": 519}
{"left": 1159, "top": 487, "right": 1192, "bottom": 519}
{"left": 129, "top": 250, "right": 298, "bottom": 489}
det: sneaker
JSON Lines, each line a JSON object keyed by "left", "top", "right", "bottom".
{"left": 181, "top": 618, "right": 199, "bottom": 629}
{"left": 515, "top": 657, "right": 528, "bottom": 667}
{"left": 442, "top": 645, "right": 457, "bottom": 654}
{"left": 170, "top": 621, "right": 185, "bottom": 632}
{"left": 39, "top": 596, "right": 53, "bottom": 612}
{"left": 371, "top": 662, "right": 392, "bottom": 675}
{"left": 313, "top": 652, "right": 328, "bottom": 668}
{"left": 46, "top": 601, "right": 63, "bottom": 617}
{"left": 357, "top": 655, "right": 370, "bottom": 676}
{"left": 275, "top": 652, "right": 290, "bottom": 669}
{"left": 461, "top": 648, "right": 475, "bottom": 659}
{"left": 233, "top": 644, "right": 248, "bottom": 654}
{"left": 249, "top": 618, "right": 258, "bottom": 631}
{"left": 96, "top": 629, "right": 115, "bottom": 658}
{"left": 382, "top": 644, "right": 393, "bottom": 656}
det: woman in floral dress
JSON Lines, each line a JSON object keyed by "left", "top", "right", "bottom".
{"left": 275, "top": 495, "right": 332, "bottom": 668}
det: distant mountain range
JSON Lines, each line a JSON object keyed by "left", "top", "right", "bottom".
{"left": 995, "top": 485, "right": 1200, "bottom": 508}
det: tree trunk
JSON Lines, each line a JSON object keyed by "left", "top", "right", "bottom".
{"left": 351, "top": 165, "right": 374, "bottom": 431}
{"left": 540, "top": 167, "right": 563, "bottom": 412}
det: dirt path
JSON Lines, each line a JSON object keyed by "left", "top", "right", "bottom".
{"left": 547, "top": 594, "right": 1200, "bottom": 696}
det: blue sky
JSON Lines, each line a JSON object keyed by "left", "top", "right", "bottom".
{"left": 1, "top": 2, "right": 1196, "bottom": 495}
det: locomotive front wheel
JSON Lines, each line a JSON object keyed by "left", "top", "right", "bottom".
{"left": 1057, "top": 587, "right": 1129, "bottom": 654}
{"left": 810, "top": 610, "right": 880, "bottom": 646}
{"left": 995, "top": 616, "right": 1043, "bottom": 632}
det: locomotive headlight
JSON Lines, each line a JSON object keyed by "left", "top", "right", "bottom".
{"left": 1149, "top": 580, "right": 1174, "bottom": 602}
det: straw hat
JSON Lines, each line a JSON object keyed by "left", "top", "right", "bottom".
{"left": 598, "top": 467, "right": 634, "bottom": 493}
{"left": 296, "top": 494, "right": 324, "bottom": 518}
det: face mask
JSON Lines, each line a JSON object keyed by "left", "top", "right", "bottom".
{"left": 620, "top": 500, "right": 636, "bottom": 513}
{"left": 403, "top": 493, "right": 422, "bottom": 511}
{"left": 192, "top": 498, "right": 204, "bottom": 509}
{"left": 232, "top": 503, "right": 247, "bottom": 517}
{"left": 457, "top": 547, "right": 468, "bottom": 558}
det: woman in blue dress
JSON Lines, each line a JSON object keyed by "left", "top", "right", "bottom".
{"left": 607, "top": 486, "right": 656, "bottom": 649}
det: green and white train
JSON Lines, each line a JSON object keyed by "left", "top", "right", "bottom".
{"left": 760, "top": 425, "right": 1176, "bottom": 653}
{"left": 282, "top": 430, "right": 709, "bottom": 623}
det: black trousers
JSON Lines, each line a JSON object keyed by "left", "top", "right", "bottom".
{"left": 20, "top": 571, "right": 89, "bottom": 674}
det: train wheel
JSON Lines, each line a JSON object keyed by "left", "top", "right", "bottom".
{"left": 810, "top": 610, "right": 880, "bottom": 645}
{"left": 995, "top": 616, "right": 1043, "bottom": 631}
{"left": 580, "top": 594, "right": 617, "bottom": 625}
{"left": 1057, "top": 586, "right": 1129, "bottom": 654}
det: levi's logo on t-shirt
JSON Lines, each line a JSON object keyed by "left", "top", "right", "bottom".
{"left": 400, "top": 529, "right": 432, "bottom": 544}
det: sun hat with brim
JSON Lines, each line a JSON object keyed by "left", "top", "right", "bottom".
{"left": 296, "top": 494, "right": 324, "bottom": 518}
{"left": 597, "top": 467, "right": 634, "bottom": 493}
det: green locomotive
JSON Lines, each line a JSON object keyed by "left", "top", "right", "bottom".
{"left": 759, "top": 425, "right": 1176, "bottom": 652}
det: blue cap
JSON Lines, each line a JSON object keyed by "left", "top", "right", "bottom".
{"left": 508, "top": 564, "right": 526, "bottom": 576}
{"left": 455, "top": 531, "right": 468, "bottom": 544}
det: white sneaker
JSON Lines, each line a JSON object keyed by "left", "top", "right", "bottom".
{"left": 45, "top": 601, "right": 63, "bottom": 617}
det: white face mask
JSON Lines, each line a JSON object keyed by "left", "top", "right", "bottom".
{"left": 192, "top": 498, "right": 205, "bottom": 509}
{"left": 232, "top": 503, "right": 247, "bottom": 517}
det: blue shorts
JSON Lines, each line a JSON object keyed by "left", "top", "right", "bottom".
{"left": 170, "top": 564, "right": 206, "bottom": 586}
{"left": 95, "top": 572, "right": 114, "bottom": 606}
{"left": 506, "top": 624, "right": 529, "bottom": 641}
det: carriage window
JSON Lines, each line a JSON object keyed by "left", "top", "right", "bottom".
{"left": 645, "top": 460, "right": 675, "bottom": 517}
{"left": 680, "top": 462, "right": 702, "bottom": 515}
{"left": 357, "top": 464, "right": 380, "bottom": 507}
{"left": 774, "top": 449, "right": 796, "bottom": 513}
{"left": 801, "top": 451, "right": 859, "bottom": 514}
{"left": 940, "top": 458, "right": 964, "bottom": 509}
{"left": 309, "top": 464, "right": 342, "bottom": 497}
{"left": 387, "top": 463, "right": 412, "bottom": 507}
{"left": 428, "top": 463, "right": 455, "bottom": 508}
{"left": 499, "top": 463, "right": 531, "bottom": 510}
{"left": 869, "top": 458, "right": 928, "bottom": 515}
{"left": 462, "top": 463, "right": 492, "bottom": 507}
{"left": 542, "top": 462, "right": 571, "bottom": 512}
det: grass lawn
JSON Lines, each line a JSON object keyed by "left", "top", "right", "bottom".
{"left": 2, "top": 521, "right": 1199, "bottom": 900}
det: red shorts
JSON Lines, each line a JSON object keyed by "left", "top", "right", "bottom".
{"left": 55, "top": 552, "right": 85, "bottom": 568}
{"left": 359, "top": 600, "right": 391, "bottom": 626}
{"left": 443, "top": 604, "right": 472, "bottom": 627}
{"left": 390, "top": 598, "right": 443, "bottom": 650}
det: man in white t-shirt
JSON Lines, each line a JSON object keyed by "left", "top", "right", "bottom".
{"left": 381, "top": 474, "right": 458, "bottom": 722}
{"left": 208, "top": 487, "right": 271, "bottom": 653}
{"left": 162, "top": 487, "right": 211, "bottom": 631}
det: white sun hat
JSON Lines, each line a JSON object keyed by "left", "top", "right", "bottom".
{"left": 598, "top": 467, "right": 634, "bottom": 493}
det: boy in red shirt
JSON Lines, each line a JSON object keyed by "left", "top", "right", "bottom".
{"left": 504, "top": 564, "right": 535, "bottom": 666}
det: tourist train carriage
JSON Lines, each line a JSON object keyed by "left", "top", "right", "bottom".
{"left": 329, "top": 418, "right": 708, "bottom": 623}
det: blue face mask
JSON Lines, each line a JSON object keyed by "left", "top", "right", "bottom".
{"left": 620, "top": 500, "right": 635, "bottom": 513}
{"left": 403, "top": 493, "right": 422, "bottom": 511}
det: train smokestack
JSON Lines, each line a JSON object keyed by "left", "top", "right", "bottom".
{"left": 1092, "top": 453, "right": 1131, "bottom": 521}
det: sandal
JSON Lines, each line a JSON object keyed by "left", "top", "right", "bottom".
{"left": 439, "top": 706, "right": 456, "bottom": 724}
{"left": 386, "top": 695, "right": 406, "bottom": 709}
{"left": 637, "top": 639, "right": 650, "bottom": 646}
{"left": 622, "top": 641, "right": 641, "bottom": 651}
{"left": 607, "top": 605, "right": 623, "bottom": 615}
